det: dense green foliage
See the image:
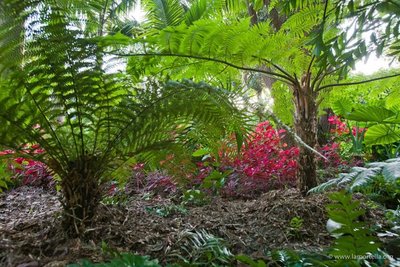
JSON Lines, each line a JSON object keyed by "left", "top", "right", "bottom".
{"left": 0, "top": 0, "right": 248, "bottom": 236}
{"left": 1, "top": 0, "right": 400, "bottom": 264}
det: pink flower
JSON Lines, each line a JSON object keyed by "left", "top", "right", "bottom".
{"left": 0, "top": 149, "right": 14, "bottom": 156}
{"left": 31, "top": 144, "right": 40, "bottom": 149}
{"left": 14, "top": 157, "right": 25, "bottom": 164}
{"left": 352, "top": 127, "right": 366, "bottom": 137}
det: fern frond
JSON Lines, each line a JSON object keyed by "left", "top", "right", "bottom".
{"left": 309, "top": 158, "right": 400, "bottom": 193}
{"left": 144, "top": 0, "right": 185, "bottom": 30}
{"left": 349, "top": 167, "right": 381, "bottom": 191}
{"left": 381, "top": 159, "right": 400, "bottom": 181}
{"left": 308, "top": 177, "right": 343, "bottom": 194}
{"left": 280, "top": 4, "right": 324, "bottom": 37}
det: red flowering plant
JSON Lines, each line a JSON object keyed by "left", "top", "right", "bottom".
{"left": 0, "top": 144, "right": 55, "bottom": 190}
{"left": 123, "top": 121, "right": 301, "bottom": 199}
{"left": 316, "top": 115, "right": 366, "bottom": 181}
{"left": 318, "top": 142, "right": 347, "bottom": 169}
{"left": 218, "top": 121, "right": 299, "bottom": 197}
{"left": 326, "top": 115, "right": 367, "bottom": 164}
{"left": 124, "top": 162, "right": 177, "bottom": 197}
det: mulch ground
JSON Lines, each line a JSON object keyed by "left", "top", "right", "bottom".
{"left": 0, "top": 186, "right": 384, "bottom": 267}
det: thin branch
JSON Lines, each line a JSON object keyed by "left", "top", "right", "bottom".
{"left": 307, "top": 55, "right": 315, "bottom": 78}
{"left": 264, "top": 110, "right": 328, "bottom": 160}
{"left": 310, "top": 66, "right": 325, "bottom": 90}
{"left": 110, "top": 52, "right": 294, "bottom": 84}
{"left": 313, "top": 66, "right": 340, "bottom": 91}
{"left": 257, "top": 57, "right": 296, "bottom": 83}
{"left": 317, "top": 72, "right": 400, "bottom": 91}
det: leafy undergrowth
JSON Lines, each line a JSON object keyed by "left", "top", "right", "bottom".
{"left": 0, "top": 186, "right": 342, "bottom": 266}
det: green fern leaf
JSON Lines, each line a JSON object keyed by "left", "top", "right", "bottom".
{"left": 349, "top": 167, "right": 382, "bottom": 191}
{"left": 382, "top": 160, "right": 400, "bottom": 181}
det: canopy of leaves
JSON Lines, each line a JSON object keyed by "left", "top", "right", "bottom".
{"left": 0, "top": 0, "right": 249, "bottom": 181}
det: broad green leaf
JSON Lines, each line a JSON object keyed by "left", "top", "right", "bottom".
{"left": 346, "top": 106, "right": 395, "bottom": 123}
{"left": 384, "top": 115, "right": 400, "bottom": 124}
{"left": 349, "top": 167, "right": 381, "bottom": 191}
{"left": 364, "top": 124, "right": 400, "bottom": 145}
{"left": 332, "top": 98, "right": 353, "bottom": 116}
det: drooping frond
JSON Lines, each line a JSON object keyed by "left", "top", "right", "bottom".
{"left": 280, "top": 3, "right": 324, "bottom": 37}
{"left": 144, "top": 0, "right": 185, "bottom": 30}
{"left": 183, "top": 0, "right": 209, "bottom": 25}
{"left": 133, "top": 17, "right": 305, "bottom": 80}
{"left": 309, "top": 158, "right": 400, "bottom": 193}
{"left": 0, "top": 1, "right": 250, "bottom": 181}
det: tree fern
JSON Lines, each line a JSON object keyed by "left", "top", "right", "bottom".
{"left": 0, "top": 1, "right": 249, "bottom": 236}
{"left": 110, "top": 0, "right": 400, "bottom": 195}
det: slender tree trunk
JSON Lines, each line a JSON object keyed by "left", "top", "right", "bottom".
{"left": 292, "top": 73, "right": 318, "bottom": 195}
{"left": 61, "top": 157, "right": 102, "bottom": 237}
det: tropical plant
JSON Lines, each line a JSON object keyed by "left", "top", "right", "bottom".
{"left": 346, "top": 106, "right": 400, "bottom": 158}
{"left": 287, "top": 216, "right": 305, "bottom": 240}
{"left": 327, "top": 112, "right": 367, "bottom": 158}
{"left": 108, "top": 0, "right": 400, "bottom": 195}
{"left": 326, "top": 191, "right": 380, "bottom": 258}
{"left": 0, "top": 1, "right": 247, "bottom": 236}
{"left": 224, "top": 121, "right": 299, "bottom": 196}
{"left": 168, "top": 229, "right": 234, "bottom": 266}
{"left": 0, "top": 145, "right": 56, "bottom": 189}
{"left": 309, "top": 157, "right": 400, "bottom": 194}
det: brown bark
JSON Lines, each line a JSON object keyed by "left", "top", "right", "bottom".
{"left": 61, "top": 156, "right": 102, "bottom": 237}
{"left": 292, "top": 73, "right": 318, "bottom": 195}
{"left": 318, "top": 108, "right": 334, "bottom": 146}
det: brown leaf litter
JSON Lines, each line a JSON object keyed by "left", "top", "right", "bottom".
{"left": 0, "top": 186, "right": 385, "bottom": 266}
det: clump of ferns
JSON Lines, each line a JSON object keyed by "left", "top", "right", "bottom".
{"left": 309, "top": 157, "right": 400, "bottom": 195}
{"left": 167, "top": 229, "right": 234, "bottom": 266}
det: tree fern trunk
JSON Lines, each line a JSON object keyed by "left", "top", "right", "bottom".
{"left": 61, "top": 156, "right": 102, "bottom": 237}
{"left": 292, "top": 73, "right": 318, "bottom": 195}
